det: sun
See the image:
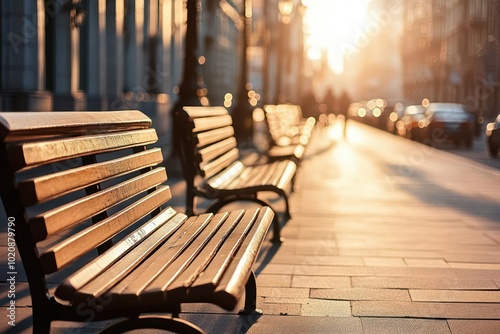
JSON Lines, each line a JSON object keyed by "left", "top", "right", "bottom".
{"left": 303, "top": 0, "right": 371, "bottom": 73}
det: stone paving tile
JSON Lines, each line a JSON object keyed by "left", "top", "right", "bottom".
{"left": 495, "top": 279, "right": 500, "bottom": 288}
{"left": 378, "top": 249, "right": 443, "bottom": 258}
{"left": 368, "top": 267, "right": 448, "bottom": 281}
{"left": 448, "top": 262, "right": 500, "bottom": 270}
{"left": 311, "top": 287, "right": 411, "bottom": 301}
{"left": 447, "top": 320, "right": 500, "bottom": 334}
{"left": 300, "top": 299, "right": 351, "bottom": 317}
{"left": 256, "top": 274, "right": 292, "bottom": 287}
{"left": 258, "top": 287, "right": 310, "bottom": 298}
{"left": 409, "top": 289, "right": 500, "bottom": 303}
{"left": 352, "top": 276, "right": 497, "bottom": 290}
{"left": 246, "top": 316, "right": 363, "bottom": 334}
{"left": 258, "top": 302, "right": 302, "bottom": 316}
{"left": 453, "top": 268, "right": 500, "bottom": 279}
{"left": 352, "top": 301, "right": 500, "bottom": 319}
{"left": 361, "top": 317, "right": 451, "bottom": 334}
{"left": 444, "top": 253, "right": 500, "bottom": 263}
{"left": 294, "top": 264, "right": 375, "bottom": 277}
{"left": 255, "top": 263, "right": 295, "bottom": 275}
{"left": 263, "top": 297, "right": 351, "bottom": 317}
{"left": 269, "top": 254, "right": 365, "bottom": 267}
{"left": 363, "top": 257, "right": 406, "bottom": 267}
{"left": 404, "top": 259, "right": 450, "bottom": 268}
{"left": 291, "top": 275, "right": 351, "bottom": 289}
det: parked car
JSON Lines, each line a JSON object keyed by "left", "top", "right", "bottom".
{"left": 486, "top": 113, "right": 500, "bottom": 157}
{"left": 385, "top": 99, "right": 414, "bottom": 134}
{"left": 419, "top": 103, "right": 474, "bottom": 148}
{"left": 397, "top": 105, "right": 426, "bottom": 140}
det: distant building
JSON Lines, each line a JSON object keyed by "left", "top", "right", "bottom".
{"left": 402, "top": 0, "right": 499, "bottom": 121}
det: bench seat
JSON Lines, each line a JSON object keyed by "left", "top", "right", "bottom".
{"left": 177, "top": 106, "right": 297, "bottom": 243}
{"left": 0, "top": 110, "right": 274, "bottom": 334}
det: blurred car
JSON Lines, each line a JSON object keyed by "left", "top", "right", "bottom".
{"left": 364, "top": 98, "right": 386, "bottom": 129}
{"left": 486, "top": 113, "right": 500, "bottom": 157}
{"left": 419, "top": 103, "right": 474, "bottom": 148}
{"left": 396, "top": 105, "right": 426, "bottom": 140}
{"left": 348, "top": 101, "right": 367, "bottom": 122}
{"left": 385, "top": 99, "right": 414, "bottom": 134}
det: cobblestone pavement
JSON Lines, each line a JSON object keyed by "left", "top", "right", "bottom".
{"left": 1, "top": 120, "right": 499, "bottom": 333}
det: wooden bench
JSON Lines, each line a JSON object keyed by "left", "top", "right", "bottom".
{"left": 176, "top": 106, "right": 297, "bottom": 243}
{"left": 0, "top": 110, "right": 274, "bottom": 334}
{"left": 263, "top": 104, "right": 315, "bottom": 163}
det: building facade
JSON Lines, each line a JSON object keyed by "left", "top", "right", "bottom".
{"left": 402, "top": 0, "right": 499, "bottom": 122}
{"left": 1, "top": 0, "right": 307, "bottom": 152}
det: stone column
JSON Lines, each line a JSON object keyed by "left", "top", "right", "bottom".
{"left": 106, "top": 0, "right": 125, "bottom": 109}
{"left": 0, "top": 0, "right": 53, "bottom": 111}
{"left": 83, "top": 0, "right": 107, "bottom": 110}
{"left": 124, "top": 0, "right": 144, "bottom": 93}
{"left": 46, "top": 0, "right": 86, "bottom": 110}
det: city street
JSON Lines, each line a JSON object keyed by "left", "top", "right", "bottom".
{"left": 442, "top": 133, "right": 500, "bottom": 171}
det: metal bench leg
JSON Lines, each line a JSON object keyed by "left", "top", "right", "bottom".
{"left": 238, "top": 271, "right": 263, "bottom": 315}
{"left": 282, "top": 193, "right": 292, "bottom": 221}
{"left": 271, "top": 214, "right": 284, "bottom": 244}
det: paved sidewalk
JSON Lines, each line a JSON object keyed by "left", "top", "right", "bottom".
{"left": 1, "top": 120, "right": 500, "bottom": 333}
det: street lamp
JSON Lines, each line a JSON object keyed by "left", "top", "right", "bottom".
{"left": 233, "top": 0, "right": 254, "bottom": 144}
{"left": 170, "top": 0, "right": 209, "bottom": 156}
{"left": 275, "top": 0, "right": 294, "bottom": 103}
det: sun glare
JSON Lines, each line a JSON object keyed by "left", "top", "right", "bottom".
{"left": 303, "top": 0, "right": 371, "bottom": 73}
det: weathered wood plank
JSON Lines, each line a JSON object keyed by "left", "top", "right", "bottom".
{"left": 8, "top": 128, "right": 158, "bottom": 171}
{"left": 0, "top": 110, "right": 150, "bottom": 142}
{"left": 196, "top": 137, "right": 237, "bottom": 163}
{"left": 194, "top": 126, "right": 234, "bottom": 148}
{"left": 19, "top": 148, "right": 164, "bottom": 206}
{"left": 39, "top": 185, "right": 172, "bottom": 274}
{"left": 201, "top": 148, "right": 239, "bottom": 179}
{"left": 55, "top": 207, "right": 180, "bottom": 300}
{"left": 29, "top": 168, "right": 168, "bottom": 241}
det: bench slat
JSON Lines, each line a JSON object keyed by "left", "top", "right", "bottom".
{"left": 213, "top": 207, "right": 274, "bottom": 309}
{"left": 206, "top": 161, "right": 245, "bottom": 189}
{"left": 107, "top": 215, "right": 211, "bottom": 305}
{"left": 191, "top": 115, "right": 232, "bottom": 133}
{"left": 29, "top": 168, "right": 168, "bottom": 241}
{"left": 196, "top": 137, "right": 237, "bottom": 163}
{"left": 0, "top": 110, "right": 150, "bottom": 142}
{"left": 70, "top": 212, "right": 191, "bottom": 304}
{"left": 8, "top": 128, "right": 158, "bottom": 170}
{"left": 18, "top": 148, "right": 164, "bottom": 206}
{"left": 276, "top": 160, "right": 297, "bottom": 189}
{"left": 39, "top": 185, "right": 172, "bottom": 274}
{"left": 185, "top": 209, "right": 258, "bottom": 298}
{"left": 183, "top": 106, "right": 229, "bottom": 118}
{"left": 55, "top": 207, "right": 180, "bottom": 300}
{"left": 138, "top": 212, "right": 227, "bottom": 306}
{"left": 201, "top": 147, "right": 239, "bottom": 179}
{"left": 165, "top": 210, "right": 248, "bottom": 296}
{"left": 194, "top": 126, "right": 234, "bottom": 148}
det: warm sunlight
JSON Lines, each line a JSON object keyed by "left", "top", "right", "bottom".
{"left": 303, "top": 0, "right": 371, "bottom": 73}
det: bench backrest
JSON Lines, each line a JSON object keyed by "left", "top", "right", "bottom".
{"left": 263, "top": 104, "right": 304, "bottom": 141}
{"left": 0, "top": 111, "right": 169, "bottom": 306}
{"left": 177, "top": 106, "right": 239, "bottom": 181}
{"left": 176, "top": 106, "right": 240, "bottom": 212}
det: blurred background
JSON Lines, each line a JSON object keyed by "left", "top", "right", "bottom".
{"left": 1, "top": 0, "right": 500, "bottom": 156}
